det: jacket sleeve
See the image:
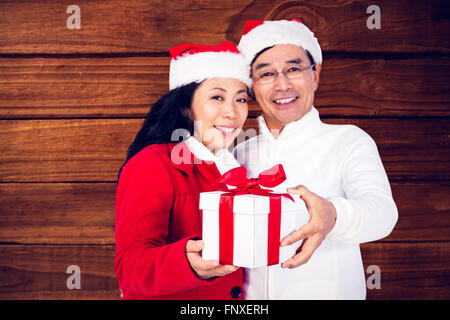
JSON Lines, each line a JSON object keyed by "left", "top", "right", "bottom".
{"left": 326, "top": 129, "right": 398, "bottom": 244}
{"left": 114, "top": 148, "right": 213, "bottom": 297}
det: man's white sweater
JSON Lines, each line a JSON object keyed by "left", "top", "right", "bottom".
{"left": 233, "top": 106, "right": 398, "bottom": 299}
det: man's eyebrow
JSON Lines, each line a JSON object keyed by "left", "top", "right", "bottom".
{"left": 286, "top": 58, "right": 302, "bottom": 64}
{"left": 253, "top": 62, "right": 271, "bottom": 71}
{"left": 254, "top": 58, "right": 303, "bottom": 71}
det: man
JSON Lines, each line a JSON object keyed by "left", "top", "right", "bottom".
{"left": 233, "top": 19, "right": 398, "bottom": 299}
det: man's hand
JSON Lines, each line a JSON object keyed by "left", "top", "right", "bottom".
{"left": 186, "top": 239, "right": 238, "bottom": 279}
{"left": 280, "top": 185, "right": 337, "bottom": 269}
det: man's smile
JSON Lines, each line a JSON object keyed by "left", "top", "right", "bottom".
{"left": 274, "top": 96, "right": 297, "bottom": 104}
{"left": 272, "top": 96, "right": 298, "bottom": 108}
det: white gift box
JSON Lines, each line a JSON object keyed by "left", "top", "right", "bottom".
{"left": 200, "top": 191, "right": 308, "bottom": 268}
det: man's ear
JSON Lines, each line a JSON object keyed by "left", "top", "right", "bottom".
{"left": 313, "top": 64, "right": 322, "bottom": 91}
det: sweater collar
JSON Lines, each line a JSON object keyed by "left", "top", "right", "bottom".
{"left": 257, "top": 106, "right": 321, "bottom": 141}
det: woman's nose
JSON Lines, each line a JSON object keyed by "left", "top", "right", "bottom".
{"left": 222, "top": 100, "right": 237, "bottom": 119}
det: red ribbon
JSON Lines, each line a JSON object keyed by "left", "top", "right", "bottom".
{"left": 214, "top": 164, "right": 293, "bottom": 266}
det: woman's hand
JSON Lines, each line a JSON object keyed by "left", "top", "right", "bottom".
{"left": 186, "top": 239, "right": 238, "bottom": 279}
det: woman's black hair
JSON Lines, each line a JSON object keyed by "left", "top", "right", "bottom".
{"left": 118, "top": 82, "right": 200, "bottom": 179}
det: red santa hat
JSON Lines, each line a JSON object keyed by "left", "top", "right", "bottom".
{"left": 237, "top": 19, "right": 322, "bottom": 66}
{"left": 169, "top": 41, "right": 252, "bottom": 90}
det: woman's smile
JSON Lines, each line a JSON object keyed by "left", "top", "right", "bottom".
{"left": 214, "top": 124, "right": 238, "bottom": 136}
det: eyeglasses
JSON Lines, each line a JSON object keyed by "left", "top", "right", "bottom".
{"left": 253, "top": 64, "right": 316, "bottom": 85}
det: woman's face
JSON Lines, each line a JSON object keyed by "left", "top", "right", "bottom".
{"left": 190, "top": 78, "right": 248, "bottom": 153}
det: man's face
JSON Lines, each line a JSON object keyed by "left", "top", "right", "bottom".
{"left": 251, "top": 44, "right": 321, "bottom": 133}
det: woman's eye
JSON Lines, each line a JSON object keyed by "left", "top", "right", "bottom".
{"left": 212, "top": 96, "right": 224, "bottom": 101}
{"left": 237, "top": 98, "right": 248, "bottom": 103}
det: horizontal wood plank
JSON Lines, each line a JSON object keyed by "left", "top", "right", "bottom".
{"left": 0, "top": 0, "right": 449, "bottom": 54}
{"left": 0, "top": 56, "right": 449, "bottom": 118}
{"left": 0, "top": 56, "right": 169, "bottom": 118}
{"left": 0, "top": 118, "right": 140, "bottom": 182}
{"left": 0, "top": 244, "right": 119, "bottom": 299}
{"left": 0, "top": 118, "right": 448, "bottom": 182}
{"left": 0, "top": 183, "right": 116, "bottom": 244}
{"left": 386, "top": 182, "right": 450, "bottom": 242}
{"left": 361, "top": 242, "right": 450, "bottom": 299}
{"left": 0, "top": 182, "right": 448, "bottom": 244}
{"left": 321, "top": 118, "right": 450, "bottom": 182}
{"left": 0, "top": 242, "right": 448, "bottom": 299}
{"left": 317, "top": 57, "right": 450, "bottom": 117}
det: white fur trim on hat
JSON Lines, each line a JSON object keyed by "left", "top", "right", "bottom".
{"left": 237, "top": 20, "right": 322, "bottom": 66}
{"left": 169, "top": 51, "right": 252, "bottom": 90}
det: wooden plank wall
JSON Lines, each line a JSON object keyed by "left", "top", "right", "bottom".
{"left": 0, "top": 0, "right": 449, "bottom": 300}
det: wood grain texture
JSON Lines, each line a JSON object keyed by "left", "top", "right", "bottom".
{"left": 0, "top": 118, "right": 448, "bottom": 182}
{"left": 0, "top": 182, "right": 448, "bottom": 245}
{"left": 0, "top": 118, "right": 141, "bottom": 182}
{"left": 0, "top": 244, "right": 119, "bottom": 299}
{"left": 0, "top": 242, "right": 448, "bottom": 299}
{"left": 0, "top": 56, "right": 169, "bottom": 118}
{"left": 321, "top": 118, "right": 450, "bottom": 182}
{"left": 386, "top": 182, "right": 450, "bottom": 242}
{"left": 1, "top": 56, "right": 449, "bottom": 118}
{"left": 361, "top": 242, "right": 450, "bottom": 300}
{"left": 0, "top": 0, "right": 449, "bottom": 54}
{"left": 0, "top": 0, "right": 448, "bottom": 301}
{"left": 317, "top": 57, "right": 450, "bottom": 117}
{"left": 0, "top": 183, "right": 116, "bottom": 244}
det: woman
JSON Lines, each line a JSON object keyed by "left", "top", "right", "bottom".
{"left": 114, "top": 41, "right": 252, "bottom": 299}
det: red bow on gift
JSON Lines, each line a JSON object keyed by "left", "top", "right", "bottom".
{"left": 213, "top": 164, "right": 293, "bottom": 266}
{"left": 215, "top": 164, "right": 294, "bottom": 201}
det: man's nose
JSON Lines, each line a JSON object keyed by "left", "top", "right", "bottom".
{"left": 273, "top": 72, "right": 293, "bottom": 91}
